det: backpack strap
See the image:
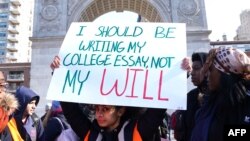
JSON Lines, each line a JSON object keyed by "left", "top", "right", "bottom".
{"left": 30, "top": 113, "right": 39, "bottom": 141}
{"left": 54, "top": 117, "right": 65, "bottom": 130}
{"left": 31, "top": 113, "right": 39, "bottom": 128}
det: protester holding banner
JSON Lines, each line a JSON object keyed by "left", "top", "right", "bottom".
{"left": 61, "top": 103, "right": 166, "bottom": 141}
{"left": 50, "top": 56, "right": 166, "bottom": 141}
{"left": 191, "top": 47, "right": 250, "bottom": 141}
{"left": 172, "top": 52, "right": 208, "bottom": 141}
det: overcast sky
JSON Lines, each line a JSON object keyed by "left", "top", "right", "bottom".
{"left": 94, "top": 0, "right": 250, "bottom": 41}
{"left": 205, "top": 0, "right": 249, "bottom": 41}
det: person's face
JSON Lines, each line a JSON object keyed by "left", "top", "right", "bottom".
{"left": 191, "top": 61, "right": 203, "bottom": 86}
{"left": 95, "top": 105, "right": 125, "bottom": 131}
{"left": 208, "top": 64, "right": 221, "bottom": 92}
{"left": 25, "top": 100, "right": 37, "bottom": 116}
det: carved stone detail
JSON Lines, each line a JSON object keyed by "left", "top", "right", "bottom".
{"left": 177, "top": 0, "right": 202, "bottom": 26}
{"left": 39, "top": 21, "right": 60, "bottom": 32}
{"left": 41, "top": 5, "right": 58, "bottom": 21}
{"left": 165, "top": 0, "right": 172, "bottom": 13}
{"left": 68, "top": 0, "right": 79, "bottom": 15}
{"left": 43, "top": 0, "right": 59, "bottom": 5}
{"left": 39, "top": 0, "right": 61, "bottom": 33}
{"left": 178, "top": 0, "right": 199, "bottom": 16}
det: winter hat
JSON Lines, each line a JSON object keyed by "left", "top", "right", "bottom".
{"left": 51, "top": 101, "right": 62, "bottom": 113}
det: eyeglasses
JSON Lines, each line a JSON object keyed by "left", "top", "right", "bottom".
{"left": 0, "top": 82, "right": 9, "bottom": 92}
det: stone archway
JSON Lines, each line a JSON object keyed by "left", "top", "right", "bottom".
{"left": 30, "top": 0, "right": 210, "bottom": 115}
{"left": 68, "top": 0, "right": 171, "bottom": 23}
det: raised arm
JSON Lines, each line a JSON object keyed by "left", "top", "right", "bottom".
{"left": 137, "top": 108, "right": 166, "bottom": 140}
{"left": 50, "top": 56, "right": 91, "bottom": 140}
{"left": 60, "top": 102, "right": 91, "bottom": 140}
{"left": 181, "top": 57, "right": 192, "bottom": 78}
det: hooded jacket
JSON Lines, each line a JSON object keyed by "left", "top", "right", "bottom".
{"left": 14, "top": 86, "right": 45, "bottom": 141}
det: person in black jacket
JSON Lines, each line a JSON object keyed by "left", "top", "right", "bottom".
{"left": 60, "top": 102, "right": 165, "bottom": 141}
{"left": 45, "top": 100, "right": 79, "bottom": 141}
{"left": 191, "top": 47, "right": 250, "bottom": 141}
{"left": 50, "top": 56, "right": 166, "bottom": 141}
{"left": 173, "top": 52, "right": 208, "bottom": 141}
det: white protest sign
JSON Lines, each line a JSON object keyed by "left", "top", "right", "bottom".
{"left": 47, "top": 22, "right": 187, "bottom": 110}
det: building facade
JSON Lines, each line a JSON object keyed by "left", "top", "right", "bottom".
{"left": 0, "top": 62, "right": 30, "bottom": 93}
{"left": 235, "top": 9, "right": 250, "bottom": 40}
{"left": 31, "top": 0, "right": 211, "bottom": 115}
{"left": 0, "top": 0, "right": 34, "bottom": 63}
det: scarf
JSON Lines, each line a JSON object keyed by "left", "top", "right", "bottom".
{"left": 7, "top": 118, "right": 24, "bottom": 141}
{"left": 201, "top": 46, "right": 250, "bottom": 81}
{"left": 0, "top": 107, "right": 8, "bottom": 132}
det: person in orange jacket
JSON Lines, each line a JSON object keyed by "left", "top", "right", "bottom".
{"left": 0, "top": 70, "right": 24, "bottom": 141}
{"left": 0, "top": 92, "right": 21, "bottom": 140}
{"left": 51, "top": 56, "right": 166, "bottom": 141}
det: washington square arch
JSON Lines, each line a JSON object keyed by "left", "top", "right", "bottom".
{"left": 30, "top": 0, "right": 211, "bottom": 114}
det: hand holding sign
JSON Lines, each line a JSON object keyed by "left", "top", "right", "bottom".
{"left": 50, "top": 56, "right": 60, "bottom": 71}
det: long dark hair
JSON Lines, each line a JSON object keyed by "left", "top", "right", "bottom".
{"left": 218, "top": 72, "right": 247, "bottom": 105}
{"left": 120, "top": 106, "right": 146, "bottom": 121}
{"left": 204, "top": 71, "right": 248, "bottom": 125}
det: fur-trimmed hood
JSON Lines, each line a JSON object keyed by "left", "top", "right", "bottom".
{"left": 0, "top": 92, "right": 19, "bottom": 132}
{"left": 0, "top": 92, "right": 19, "bottom": 113}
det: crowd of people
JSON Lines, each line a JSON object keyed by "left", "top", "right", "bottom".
{"left": 1, "top": 46, "right": 250, "bottom": 141}
{"left": 172, "top": 46, "right": 250, "bottom": 141}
